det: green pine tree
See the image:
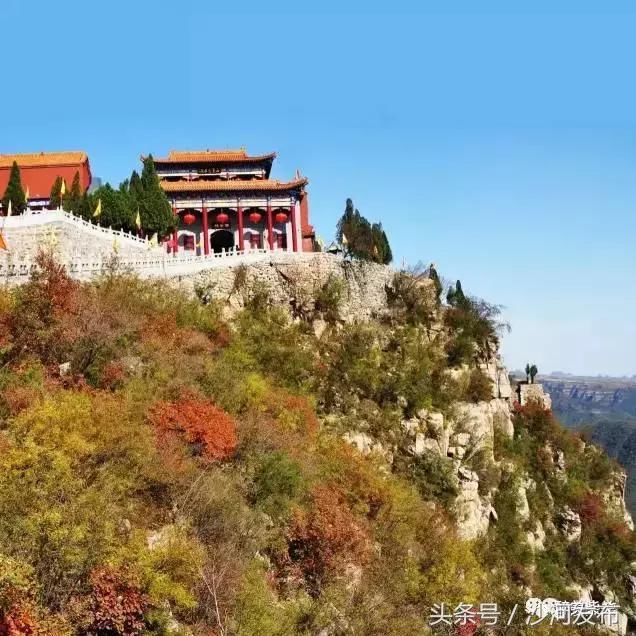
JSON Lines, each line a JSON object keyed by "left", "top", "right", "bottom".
{"left": 371, "top": 222, "right": 393, "bottom": 264}
{"left": 138, "top": 155, "right": 175, "bottom": 238}
{"left": 428, "top": 264, "right": 443, "bottom": 304}
{"left": 63, "top": 171, "right": 83, "bottom": 214}
{"left": 447, "top": 280, "right": 468, "bottom": 308}
{"left": 129, "top": 170, "right": 143, "bottom": 200}
{"left": 49, "top": 176, "right": 63, "bottom": 210}
{"left": 336, "top": 198, "right": 392, "bottom": 263}
{"left": 77, "top": 192, "right": 91, "bottom": 220}
{"left": 89, "top": 184, "right": 133, "bottom": 231}
{"left": 2, "top": 162, "right": 27, "bottom": 215}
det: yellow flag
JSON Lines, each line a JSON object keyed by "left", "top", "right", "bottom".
{"left": 60, "top": 179, "right": 66, "bottom": 196}
{"left": 93, "top": 199, "right": 102, "bottom": 218}
{"left": 24, "top": 186, "right": 30, "bottom": 201}
{"left": 135, "top": 208, "right": 141, "bottom": 230}
{"left": 341, "top": 233, "right": 348, "bottom": 245}
{"left": 7, "top": 200, "right": 12, "bottom": 217}
{"left": 148, "top": 233, "right": 158, "bottom": 248}
{"left": 0, "top": 232, "right": 7, "bottom": 251}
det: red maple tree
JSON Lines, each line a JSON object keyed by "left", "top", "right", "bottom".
{"left": 148, "top": 390, "right": 238, "bottom": 462}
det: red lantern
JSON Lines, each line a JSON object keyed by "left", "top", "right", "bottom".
{"left": 275, "top": 212, "right": 288, "bottom": 224}
{"left": 182, "top": 212, "right": 196, "bottom": 225}
{"left": 248, "top": 211, "right": 262, "bottom": 223}
{"left": 216, "top": 212, "right": 229, "bottom": 224}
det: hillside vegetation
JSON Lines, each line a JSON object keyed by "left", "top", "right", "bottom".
{"left": 0, "top": 254, "right": 634, "bottom": 635}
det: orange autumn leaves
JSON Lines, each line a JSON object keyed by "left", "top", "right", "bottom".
{"left": 148, "top": 391, "right": 238, "bottom": 463}
{"left": 284, "top": 484, "right": 372, "bottom": 593}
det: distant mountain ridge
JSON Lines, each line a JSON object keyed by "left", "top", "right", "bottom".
{"left": 541, "top": 374, "right": 636, "bottom": 514}
{"left": 541, "top": 375, "right": 636, "bottom": 426}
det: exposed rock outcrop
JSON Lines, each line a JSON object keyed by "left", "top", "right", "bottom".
{"left": 455, "top": 467, "right": 492, "bottom": 539}
{"left": 517, "top": 382, "right": 552, "bottom": 410}
{"left": 184, "top": 254, "right": 399, "bottom": 322}
{"left": 557, "top": 507, "right": 582, "bottom": 543}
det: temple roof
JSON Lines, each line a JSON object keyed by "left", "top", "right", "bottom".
{"left": 154, "top": 149, "right": 277, "bottom": 164}
{"left": 0, "top": 151, "right": 89, "bottom": 168}
{"left": 160, "top": 177, "right": 308, "bottom": 193}
{"left": 0, "top": 151, "right": 92, "bottom": 199}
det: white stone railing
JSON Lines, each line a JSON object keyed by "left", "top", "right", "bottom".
{"left": 0, "top": 247, "right": 322, "bottom": 284}
{"left": 2, "top": 209, "right": 152, "bottom": 249}
{"left": 0, "top": 209, "right": 324, "bottom": 284}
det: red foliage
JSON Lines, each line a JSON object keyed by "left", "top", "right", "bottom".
{"left": 6, "top": 252, "right": 79, "bottom": 363}
{"left": 1, "top": 385, "right": 38, "bottom": 417}
{"left": 455, "top": 617, "right": 481, "bottom": 636}
{"left": 212, "top": 322, "right": 231, "bottom": 349}
{"left": 263, "top": 387, "right": 319, "bottom": 438}
{"left": 512, "top": 400, "right": 551, "bottom": 418}
{"left": 284, "top": 484, "right": 371, "bottom": 593}
{"left": 0, "top": 603, "right": 39, "bottom": 636}
{"left": 577, "top": 492, "right": 605, "bottom": 525}
{"left": 79, "top": 566, "right": 147, "bottom": 636}
{"left": 605, "top": 519, "right": 634, "bottom": 542}
{"left": 100, "top": 360, "right": 126, "bottom": 390}
{"left": 148, "top": 390, "right": 237, "bottom": 463}
{"left": 513, "top": 400, "right": 558, "bottom": 439}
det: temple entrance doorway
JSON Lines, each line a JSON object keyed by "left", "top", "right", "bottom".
{"left": 210, "top": 230, "right": 234, "bottom": 253}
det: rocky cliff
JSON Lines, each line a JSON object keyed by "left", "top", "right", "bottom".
{"left": 187, "top": 257, "right": 636, "bottom": 632}
{"left": 181, "top": 257, "right": 634, "bottom": 545}
{"left": 1, "top": 249, "right": 634, "bottom": 634}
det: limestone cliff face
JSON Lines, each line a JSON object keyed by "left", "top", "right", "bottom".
{"left": 400, "top": 360, "right": 516, "bottom": 540}
{"left": 181, "top": 253, "right": 396, "bottom": 323}
{"left": 184, "top": 257, "right": 634, "bottom": 547}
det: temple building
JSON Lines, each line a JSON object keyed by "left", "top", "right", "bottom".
{"left": 153, "top": 149, "right": 315, "bottom": 254}
{"left": 0, "top": 151, "right": 91, "bottom": 211}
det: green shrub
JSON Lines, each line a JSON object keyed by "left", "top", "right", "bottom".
{"left": 232, "top": 560, "right": 298, "bottom": 636}
{"left": 464, "top": 368, "right": 493, "bottom": 403}
{"left": 386, "top": 269, "right": 437, "bottom": 327}
{"left": 393, "top": 451, "right": 459, "bottom": 508}
{"left": 444, "top": 288, "right": 508, "bottom": 364}
{"left": 251, "top": 451, "right": 305, "bottom": 518}
{"left": 314, "top": 274, "right": 344, "bottom": 324}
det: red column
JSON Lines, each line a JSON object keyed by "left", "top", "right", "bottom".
{"left": 290, "top": 201, "right": 298, "bottom": 252}
{"left": 172, "top": 205, "right": 178, "bottom": 254}
{"left": 202, "top": 205, "right": 209, "bottom": 255}
{"left": 266, "top": 199, "right": 274, "bottom": 251}
{"left": 237, "top": 200, "right": 244, "bottom": 252}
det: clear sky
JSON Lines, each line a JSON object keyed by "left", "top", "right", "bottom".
{"left": 2, "top": 1, "right": 635, "bottom": 376}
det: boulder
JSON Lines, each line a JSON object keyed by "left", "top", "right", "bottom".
{"left": 416, "top": 409, "right": 444, "bottom": 437}
{"left": 480, "top": 360, "right": 513, "bottom": 399}
{"left": 515, "top": 479, "right": 531, "bottom": 523}
{"left": 453, "top": 432, "right": 471, "bottom": 448}
{"left": 557, "top": 507, "right": 582, "bottom": 543}
{"left": 526, "top": 521, "right": 546, "bottom": 552}
{"left": 602, "top": 472, "right": 635, "bottom": 531}
{"left": 455, "top": 471, "right": 492, "bottom": 539}
{"left": 414, "top": 435, "right": 442, "bottom": 456}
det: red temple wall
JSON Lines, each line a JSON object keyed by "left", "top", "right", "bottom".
{"left": 299, "top": 192, "right": 315, "bottom": 252}
{"left": 0, "top": 162, "right": 91, "bottom": 200}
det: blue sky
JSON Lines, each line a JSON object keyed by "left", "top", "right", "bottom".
{"left": 2, "top": 1, "right": 635, "bottom": 376}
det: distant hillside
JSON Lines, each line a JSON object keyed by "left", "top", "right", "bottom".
{"left": 541, "top": 374, "right": 636, "bottom": 514}
{"left": 541, "top": 375, "right": 636, "bottom": 427}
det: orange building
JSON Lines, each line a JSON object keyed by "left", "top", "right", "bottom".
{"left": 153, "top": 149, "right": 315, "bottom": 254}
{"left": 0, "top": 151, "right": 91, "bottom": 211}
